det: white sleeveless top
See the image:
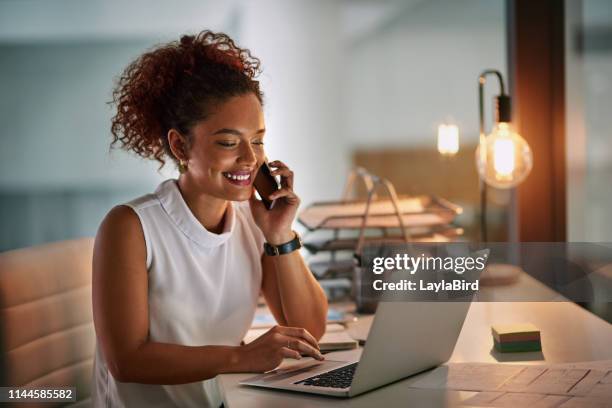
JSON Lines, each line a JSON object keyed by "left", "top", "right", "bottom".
{"left": 92, "top": 179, "right": 264, "bottom": 408}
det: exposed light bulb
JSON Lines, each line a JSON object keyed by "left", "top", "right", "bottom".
{"left": 476, "top": 122, "right": 533, "bottom": 189}
{"left": 493, "top": 138, "right": 515, "bottom": 179}
{"left": 437, "top": 124, "right": 459, "bottom": 156}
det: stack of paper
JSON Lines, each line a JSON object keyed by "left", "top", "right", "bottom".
{"left": 492, "top": 323, "right": 541, "bottom": 353}
{"left": 319, "top": 324, "right": 358, "bottom": 352}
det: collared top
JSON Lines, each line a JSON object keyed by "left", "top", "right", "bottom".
{"left": 92, "top": 179, "right": 264, "bottom": 408}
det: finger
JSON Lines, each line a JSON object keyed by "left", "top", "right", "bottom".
{"left": 276, "top": 326, "right": 319, "bottom": 350}
{"left": 286, "top": 338, "right": 325, "bottom": 361}
{"left": 269, "top": 161, "right": 294, "bottom": 189}
{"left": 268, "top": 160, "right": 288, "bottom": 170}
{"left": 270, "top": 191, "right": 299, "bottom": 206}
{"left": 270, "top": 168, "right": 294, "bottom": 189}
{"left": 281, "top": 347, "right": 302, "bottom": 360}
{"left": 269, "top": 187, "right": 299, "bottom": 202}
{"left": 270, "top": 168, "right": 291, "bottom": 177}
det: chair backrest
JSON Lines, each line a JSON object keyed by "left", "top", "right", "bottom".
{"left": 0, "top": 238, "right": 95, "bottom": 406}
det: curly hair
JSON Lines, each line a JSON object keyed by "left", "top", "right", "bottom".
{"left": 110, "top": 30, "right": 263, "bottom": 168}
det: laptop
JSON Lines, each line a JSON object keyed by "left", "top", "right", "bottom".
{"left": 240, "top": 300, "right": 471, "bottom": 398}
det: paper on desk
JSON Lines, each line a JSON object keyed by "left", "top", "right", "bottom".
{"left": 463, "top": 392, "right": 572, "bottom": 407}
{"left": 409, "top": 361, "right": 612, "bottom": 403}
{"left": 557, "top": 396, "right": 612, "bottom": 407}
{"left": 409, "top": 363, "right": 524, "bottom": 391}
{"left": 318, "top": 330, "right": 358, "bottom": 352}
{"left": 463, "top": 392, "right": 610, "bottom": 408}
{"left": 556, "top": 360, "right": 612, "bottom": 372}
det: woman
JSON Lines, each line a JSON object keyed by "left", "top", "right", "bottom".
{"left": 92, "top": 30, "right": 328, "bottom": 408}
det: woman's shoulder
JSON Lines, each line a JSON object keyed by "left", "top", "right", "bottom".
{"left": 94, "top": 205, "right": 147, "bottom": 268}
{"left": 98, "top": 205, "right": 144, "bottom": 240}
{"left": 95, "top": 184, "right": 164, "bottom": 249}
{"left": 123, "top": 192, "right": 159, "bottom": 212}
{"left": 118, "top": 180, "right": 170, "bottom": 217}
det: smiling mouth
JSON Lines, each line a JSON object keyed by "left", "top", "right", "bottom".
{"left": 222, "top": 171, "right": 253, "bottom": 185}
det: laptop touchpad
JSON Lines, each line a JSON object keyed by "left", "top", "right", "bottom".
{"left": 242, "top": 360, "right": 348, "bottom": 384}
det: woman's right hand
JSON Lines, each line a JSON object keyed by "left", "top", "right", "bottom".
{"left": 239, "top": 325, "right": 325, "bottom": 373}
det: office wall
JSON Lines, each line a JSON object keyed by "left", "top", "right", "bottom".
{"left": 0, "top": 0, "right": 347, "bottom": 250}
{"left": 239, "top": 0, "right": 348, "bottom": 204}
{"left": 342, "top": 0, "right": 507, "bottom": 238}
{"left": 0, "top": 0, "right": 509, "bottom": 250}
{"left": 344, "top": 0, "right": 507, "bottom": 149}
{"left": 567, "top": 0, "right": 612, "bottom": 242}
{"left": 0, "top": 42, "right": 170, "bottom": 190}
{"left": 0, "top": 42, "right": 172, "bottom": 250}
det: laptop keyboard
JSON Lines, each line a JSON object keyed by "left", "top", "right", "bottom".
{"left": 294, "top": 363, "right": 358, "bottom": 389}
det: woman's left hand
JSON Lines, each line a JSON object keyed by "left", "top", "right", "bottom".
{"left": 249, "top": 160, "right": 300, "bottom": 245}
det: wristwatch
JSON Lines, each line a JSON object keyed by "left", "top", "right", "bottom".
{"left": 264, "top": 231, "right": 302, "bottom": 256}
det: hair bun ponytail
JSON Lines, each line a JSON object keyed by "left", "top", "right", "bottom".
{"left": 110, "top": 29, "right": 262, "bottom": 169}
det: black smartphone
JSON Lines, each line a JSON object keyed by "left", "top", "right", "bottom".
{"left": 253, "top": 160, "right": 280, "bottom": 210}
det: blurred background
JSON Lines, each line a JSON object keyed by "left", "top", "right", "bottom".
{"left": 0, "top": 0, "right": 610, "bottom": 251}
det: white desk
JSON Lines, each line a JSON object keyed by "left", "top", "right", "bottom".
{"left": 218, "top": 295, "right": 612, "bottom": 407}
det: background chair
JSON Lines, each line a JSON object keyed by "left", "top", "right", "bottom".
{"left": 0, "top": 238, "right": 95, "bottom": 407}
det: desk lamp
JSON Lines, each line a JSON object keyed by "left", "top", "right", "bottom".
{"left": 436, "top": 71, "right": 532, "bottom": 283}
{"left": 477, "top": 70, "right": 533, "bottom": 242}
{"left": 477, "top": 70, "right": 532, "bottom": 285}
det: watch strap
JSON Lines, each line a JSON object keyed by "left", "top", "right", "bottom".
{"left": 264, "top": 232, "right": 302, "bottom": 256}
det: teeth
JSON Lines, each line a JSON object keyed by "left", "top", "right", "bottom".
{"left": 224, "top": 173, "right": 250, "bottom": 181}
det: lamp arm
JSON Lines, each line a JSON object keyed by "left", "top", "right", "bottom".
{"left": 478, "top": 69, "right": 507, "bottom": 138}
{"left": 477, "top": 69, "right": 507, "bottom": 243}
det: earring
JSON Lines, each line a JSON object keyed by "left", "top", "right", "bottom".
{"left": 178, "top": 159, "right": 188, "bottom": 174}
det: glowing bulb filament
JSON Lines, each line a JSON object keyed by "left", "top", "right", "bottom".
{"left": 437, "top": 124, "right": 459, "bottom": 156}
{"left": 493, "top": 138, "right": 515, "bottom": 179}
{"left": 476, "top": 121, "right": 532, "bottom": 189}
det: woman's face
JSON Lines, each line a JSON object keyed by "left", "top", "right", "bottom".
{"left": 183, "top": 93, "right": 266, "bottom": 202}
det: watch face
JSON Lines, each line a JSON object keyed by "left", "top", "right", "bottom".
{"left": 265, "top": 232, "right": 301, "bottom": 256}
{"left": 264, "top": 243, "right": 278, "bottom": 256}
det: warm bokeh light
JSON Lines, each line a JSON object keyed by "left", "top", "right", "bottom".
{"left": 493, "top": 138, "right": 515, "bottom": 179}
{"left": 437, "top": 124, "right": 459, "bottom": 156}
{"left": 476, "top": 122, "right": 533, "bottom": 189}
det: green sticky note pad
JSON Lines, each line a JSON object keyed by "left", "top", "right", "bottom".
{"left": 492, "top": 323, "right": 540, "bottom": 343}
{"left": 493, "top": 339, "right": 542, "bottom": 353}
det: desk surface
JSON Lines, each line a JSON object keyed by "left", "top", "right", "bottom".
{"left": 218, "top": 292, "right": 612, "bottom": 407}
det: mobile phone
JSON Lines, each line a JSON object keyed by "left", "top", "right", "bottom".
{"left": 253, "top": 160, "right": 280, "bottom": 210}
